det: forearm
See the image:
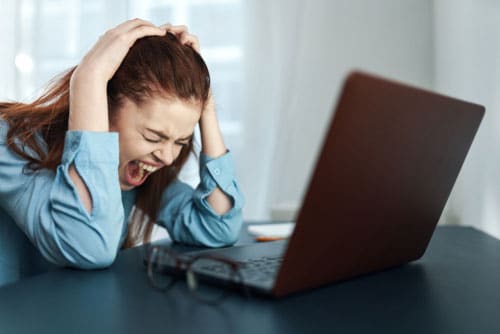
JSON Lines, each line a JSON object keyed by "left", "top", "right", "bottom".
{"left": 200, "top": 103, "right": 226, "bottom": 157}
{"left": 68, "top": 70, "right": 109, "bottom": 132}
{"left": 68, "top": 71, "right": 110, "bottom": 213}
{"left": 199, "top": 105, "right": 233, "bottom": 214}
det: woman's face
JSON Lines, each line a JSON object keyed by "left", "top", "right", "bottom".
{"left": 110, "top": 96, "right": 201, "bottom": 191}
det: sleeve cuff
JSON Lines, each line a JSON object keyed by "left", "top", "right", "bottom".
{"left": 200, "top": 151, "right": 235, "bottom": 192}
{"left": 197, "top": 150, "right": 244, "bottom": 211}
{"left": 61, "top": 131, "right": 119, "bottom": 166}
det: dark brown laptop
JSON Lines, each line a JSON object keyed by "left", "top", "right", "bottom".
{"left": 150, "top": 71, "right": 485, "bottom": 298}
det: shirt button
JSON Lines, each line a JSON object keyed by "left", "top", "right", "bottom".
{"left": 213, "top": 168, "right": 221, "bottom": 176}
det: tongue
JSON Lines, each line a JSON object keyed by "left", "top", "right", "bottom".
{"left": 126, "top": 161, "right": 146, "bottom": 186}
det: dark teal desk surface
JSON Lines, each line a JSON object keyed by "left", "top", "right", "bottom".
{"left": 0, "top": 225, "right": 499, "bottom": 333}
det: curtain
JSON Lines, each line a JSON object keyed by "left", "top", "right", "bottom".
{"left": 240, "top": 0, "right": 434, "bottom": 221}
{"left": 434, "top": 0, "right": 500, "bottom": 238}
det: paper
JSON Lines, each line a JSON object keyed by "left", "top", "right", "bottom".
{"left": 247, "top": 222, "right": 295, "bottom": 238}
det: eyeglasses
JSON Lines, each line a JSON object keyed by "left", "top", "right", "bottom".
{"left": 145, "top": 245, "right": 249, "bottom": 304}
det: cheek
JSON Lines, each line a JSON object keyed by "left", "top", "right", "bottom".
{"left": 175, "top": 143, "right": 191, "bottom": 161}
{"left": 174, "top": 145, "right": 184, "bottom": 158}
{"left": 118, "top": 136, "right": 150, "bottom": 161}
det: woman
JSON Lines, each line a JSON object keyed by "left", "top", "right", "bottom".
{"left": 0, "top": 19, "right": 244, "bottom": 287}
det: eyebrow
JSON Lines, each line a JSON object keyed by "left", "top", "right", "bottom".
{"left": 145, "top": 128, "right": 193, "bottom": 141}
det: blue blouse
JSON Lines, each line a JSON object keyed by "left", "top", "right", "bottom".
{"left": 0, "top": 121, "right": 244, "bottom": 287}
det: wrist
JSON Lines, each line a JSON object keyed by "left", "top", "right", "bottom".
{"left": 70, "top": 67, "right": 107, "bottom": 91}
{"left": 69, "top": 68, "right": 110, "bottom": 132}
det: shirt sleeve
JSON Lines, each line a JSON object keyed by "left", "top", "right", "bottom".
{"left": 157, "top": 150, "right": 244, "bottom": 247}
{"left": 0, "top": 128, "right": 124, "bottom": 269}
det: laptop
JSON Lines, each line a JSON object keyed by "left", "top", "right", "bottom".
{"left": 147, "top": 71, "right": 485, "bottom": 298}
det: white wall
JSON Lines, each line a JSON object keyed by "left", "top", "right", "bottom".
{"left": 433, "top": 0, "right": 500, "bottom": 238}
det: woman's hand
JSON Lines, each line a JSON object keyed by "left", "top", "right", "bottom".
{"left": 160, "top": 23, "right": 201, "bottom": 53}
{"left": 75, "top": 19, "right": 166, "bottom": 87}
{"left": 69, "top": 19, "right": 166, "bottom": 132}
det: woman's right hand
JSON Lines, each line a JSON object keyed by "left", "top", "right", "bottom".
{"left": 69, "top": 19, "right": 166, "bottom": 132}
{"left": 73, "top": 19, "right": 166, "bottom": 84}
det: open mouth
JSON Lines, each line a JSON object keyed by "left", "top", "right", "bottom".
{"left": 124, "top": 160, "right": 161, "bottom": 187}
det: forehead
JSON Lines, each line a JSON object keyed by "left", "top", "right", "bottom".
{"left": 119, "top": 96, "right": 201, "bottom": 134}
{"left": 138, "top": 96, "right": 201, "bottom": 125}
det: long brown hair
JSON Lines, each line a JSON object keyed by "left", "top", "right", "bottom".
{"left": 0, "top": 32, "right": 211, "bottom": 248}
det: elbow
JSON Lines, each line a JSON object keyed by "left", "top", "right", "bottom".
{"left": 80, "top": 257, "right": 115, "bottom": 270}
{"left": 218, "top": 222, "right": 241, "bottom": 247}
{"left": 48, "top": 233, "right": 120, "bottom": 270}
{"left": 74, "top": 243, "right": 118, "bottom": 269}
{"left": 205, "top": 231, "right": 239, "bottom": 248}
{"left": 201, "top": 211, "right": 243, "bottom": 248}
{"left": 37, "top": 184, "right": 125, "bottom": 269}
{"left": 38, "top": 214, "right": 123, "bottom": 270}
{"left": 66, "top": 223, "right": 122, "bottom": 269}
{"left": 168, "top": 203, "right": 244, "bottom": 248}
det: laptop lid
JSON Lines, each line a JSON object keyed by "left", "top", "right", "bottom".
{"left": 272, "top": 71, "right": 484, "bottom": 297}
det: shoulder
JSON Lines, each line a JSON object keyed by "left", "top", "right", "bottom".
{"left": 0, "top": 120, "right": 31, "bottom": 166}
{"left": 0, "top": 120, "right": 25, "bottom": 166}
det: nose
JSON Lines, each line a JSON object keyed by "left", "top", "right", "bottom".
{"left": 153, "top": 142, "right": 176, "bottom": 166}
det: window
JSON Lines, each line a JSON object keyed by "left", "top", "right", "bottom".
{"left": 14, "top": 0, "right": 243, "bottom": 150}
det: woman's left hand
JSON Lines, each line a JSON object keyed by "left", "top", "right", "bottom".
{"left": 160, "top": 24, "right": 201, "bottom": 53}
{"left": 162, "top": 24, "right": 215, "bottom": 115}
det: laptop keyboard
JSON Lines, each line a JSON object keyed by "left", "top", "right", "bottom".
{"left": 193, "top": 256, "right": 283, "bottom": 282}
{"left": 237, "top": 256, "right": 283, "bottom": 281}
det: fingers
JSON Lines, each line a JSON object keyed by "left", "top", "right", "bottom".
{"left": 110, "top": 20, "right": 201, "bottom": 52}
{"left": 127, "top": 24, "right": 167, "bottom": 45}
{"left": 115, "top": 18, "right": 165, "bottom": 36}
{"left": 180, "top": 34, "right": 200, "bottom": 53}
{"left": 160, "top": 23, "right": 201, "bottom": 53}
{"left": 105, "top": 18, "right": 166, "bottom": 47}
{"left": 80, "top": 19, "right": 167, "bottom": 81}
{"left": 159, "top": 23, "right": 172, "bottom": 30}
{"left": 163, "top": 24, "right": 188, "bottom": 34}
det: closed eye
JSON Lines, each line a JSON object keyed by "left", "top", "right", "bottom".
{"left": 143, "top": 135, "right": 162, "bottom": 143}
{"left": 176, "top": 141, "right": 190, "bottom": 147}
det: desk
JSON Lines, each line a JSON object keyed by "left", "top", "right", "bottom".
{"left": 0, "top": 225, "right": 499, "bottom": 333}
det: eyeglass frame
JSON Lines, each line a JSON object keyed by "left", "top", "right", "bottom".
{"left": 144, "top": 244, "right": 250, "bottom": 304}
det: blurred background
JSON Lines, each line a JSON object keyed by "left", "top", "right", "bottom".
{"left": 0, "top": 0, "right": 499, "bottom": 239}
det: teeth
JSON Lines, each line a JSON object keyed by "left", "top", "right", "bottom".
{"left": 138, "top": 166, "right": 145, "bottom": 179}
{"left": 137, "top": 161, "right": 160, "bottom": 173}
